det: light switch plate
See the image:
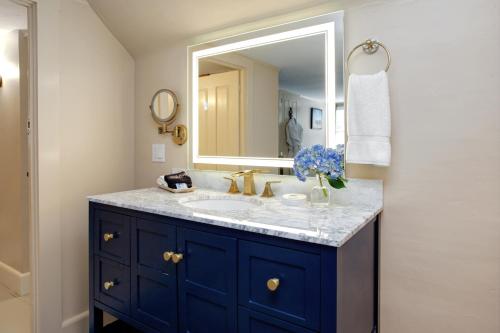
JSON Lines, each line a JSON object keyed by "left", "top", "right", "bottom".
{"left": 152, "top": 144, "right": 166, "bottom": 162}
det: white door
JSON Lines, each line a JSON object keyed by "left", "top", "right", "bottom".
{"left": 197, "top": 70, "right": 241, "bottom": 171}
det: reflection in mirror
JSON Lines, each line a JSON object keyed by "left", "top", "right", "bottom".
{"left": 191, "top": 14, "right": 344, "bottom": 171}
{"left": 198, "top": 34, "right": 327, "bottom": 161}
{"left": 155, "top": 92, "right": 175, "bottom": 119}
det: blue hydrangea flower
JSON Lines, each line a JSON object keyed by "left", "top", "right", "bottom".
{"left": 293, "top": 144, "right": 344, "bottom": 183}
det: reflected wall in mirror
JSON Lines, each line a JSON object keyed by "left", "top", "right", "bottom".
{"left": 191, "top": 12, "right": 344, "bottom": 170}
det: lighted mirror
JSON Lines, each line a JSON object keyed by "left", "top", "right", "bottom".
{"left": 190, "top": 12, "right": 344, "bottom": 169}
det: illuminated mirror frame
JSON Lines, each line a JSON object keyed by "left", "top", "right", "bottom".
{"left": 190, "top": 16, "right": 342, "bottom": 169}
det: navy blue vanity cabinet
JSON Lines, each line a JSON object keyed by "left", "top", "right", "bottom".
{"left": 131, "top": 218, "right": 178, "bottom": 332}
{"left": 177, "top": 228, "right": 237, "bottom": 333}
{"left": 94, "top": 256, "right": 131, "bottom": 315}
{"left": 93, "top": 209, "right": 131, "bottom": 265}
{"left": 89, "top": 203, "right": 379, "bottom": 333}
{"left": 238, "top": 308, "right": 316, "bottom": 333}
{"left": 239, "top": 241, "right": 321, "bottom": 330}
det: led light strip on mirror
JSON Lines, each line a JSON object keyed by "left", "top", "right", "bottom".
{"left": 190, "top": 18, "right": 340, "bottom": 169}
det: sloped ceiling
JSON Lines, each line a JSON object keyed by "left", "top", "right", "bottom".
{"left": 87, "top": 0, "right": 331, "bottom": 57}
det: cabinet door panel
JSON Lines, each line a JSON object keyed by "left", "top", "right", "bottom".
{"left": 239, "top": 241, "right": 321, "bottom": 330}
{"left": 178, "top": 228, "right": 237, "bottom": 333}
{"left": 183, "top": 293, "right": 230, "bottom": 333}
{"left": 239, "top": 307, "right": 316, "bottom": 333}
{"left": 131, "top": 218, "right": 177, "bottom": 333}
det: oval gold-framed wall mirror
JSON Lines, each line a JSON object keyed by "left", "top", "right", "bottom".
{"left": 150, "top": 89, "right": 178, "bottom": 125}
{"left": 149, "top": 89, "right": 188, "bottom": 145}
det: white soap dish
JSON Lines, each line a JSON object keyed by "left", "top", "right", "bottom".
{"left": 159, "top": 184, "right": 196, "bottom": 193}
{"left": 157, "top": 176, "right": 195, "bottom": 193}
{"left": 281, "top": 193, "right": 307, "bottom": 206}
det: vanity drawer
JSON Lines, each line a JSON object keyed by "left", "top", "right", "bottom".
{"left": 94, "top": 209, "right": 131, "bottom": 265}
{"left": 94, "top": 256, "right": 131, "bottom": 315}
{"left": 239, "top": 241, "right": 321, "bottom": 330}
{"left": 239, "top": 307, "right": 316, "bottom": 333}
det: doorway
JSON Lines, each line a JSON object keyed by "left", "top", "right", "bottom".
{"left": 0, "top": 0, "right": 33, "bottom": 332}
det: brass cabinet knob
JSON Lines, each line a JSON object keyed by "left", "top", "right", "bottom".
{"left": 103, "top": 281, "right": 115, "bottom": 290}
{"left": 172, "top": 253, "right": 184, "bottom": 264}
{"left": 267, "top": 278, "right": 280, "bottom": 292}
{"left": 163, "top": 251, "right": 174, "bottom": 262}
{"left": 103, "top": 233, "right": 115, "bottom": 242}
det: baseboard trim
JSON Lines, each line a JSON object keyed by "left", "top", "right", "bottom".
{"left": 62, "top": 311, "right": 89, "bottom": 329}
{"left": 0, "top": 260, "right": 31, "bottom": 296}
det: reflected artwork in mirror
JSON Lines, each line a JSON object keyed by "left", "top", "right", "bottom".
{"left": 190, "top": 12, "right": 344, "bottom": 170}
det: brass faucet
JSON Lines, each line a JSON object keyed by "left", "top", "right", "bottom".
{"left": 223, "top": 176, "right": 240, "bottom": 194}
{"left": 261, "top": 181, "right": 281, "bottom": 198}
{"left": 232, "top": 170, "right": 262, "bottom": 196}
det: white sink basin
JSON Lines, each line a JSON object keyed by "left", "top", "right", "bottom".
{"left": 178, "top": 195, "right": 262, "bottom": 212}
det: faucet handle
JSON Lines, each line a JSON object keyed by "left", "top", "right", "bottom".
{"left": 233, "top": 169, "right": 266, "bottom": 177}
{"left": 249, "top": 169, "right": 268, "bottom": 174}
{"left": 261, "top": 181, "right": 281, "bottom": 198}
{"left": 224, "top": 177, "right": 240, "bottom": 194}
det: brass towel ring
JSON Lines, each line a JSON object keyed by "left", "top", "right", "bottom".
{"left": 346, "top": 39, "right": 391, "bottom": 74}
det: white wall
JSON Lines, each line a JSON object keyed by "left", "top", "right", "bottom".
{"left": 134, "top": 1, "right": 500, "bottom": 332}
{"left": 36, "top": 0, "right": 64, "bottom": 330}
{"left": 344, "top": 1, "right": 500, "bottom": 332}
{"left": 0, "top": 29, "right": 29, "bottom": 274}
{"left": 35, "top": 0, "right": 135, "bottom": 332}
{"left": 59, "top": 0, "right": 135, "bottom": 329}
{"left": 135, "top": 44, "right": 188, "bottom": 187}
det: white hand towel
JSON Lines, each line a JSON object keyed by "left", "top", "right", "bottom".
{"left": 346, "top": 71, "right": 391, "bottom": 166}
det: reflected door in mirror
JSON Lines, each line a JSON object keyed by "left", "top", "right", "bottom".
{"left": 197, "top": 70, "right": 241, "bottom": 171}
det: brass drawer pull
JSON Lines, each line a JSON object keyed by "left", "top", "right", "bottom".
{"left": 172, "top": 253, "right": 183, "bottom": 264}
{"left": 103, "top": 281, "right": 115, "bottom": 290}
{"left": 103, "top": 233, "right": 115, "bottom": 242}
{"left": 163, "top": 251, "right": 174, "bottom": 262}
{"left": 267, "top": 278, "right": 280, "bottom": 292}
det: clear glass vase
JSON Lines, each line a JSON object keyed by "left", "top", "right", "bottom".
{"left": 310, "top": 174, "right": 330, "bottom": 207}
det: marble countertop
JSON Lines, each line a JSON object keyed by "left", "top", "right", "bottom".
{"left": 88, "top": 181, "right": 382, "bottom": 247}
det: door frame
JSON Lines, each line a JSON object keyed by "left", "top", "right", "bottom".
{"left": 9, "top": 1, "right": 39, "bottom": 332}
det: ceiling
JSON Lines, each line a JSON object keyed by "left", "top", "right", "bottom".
{"left": 0, "top": 0, "right": 27, "bottom": 31}
{"left": 87, "top": 0, "right": 331, "bottom": 57}
{"left": 239, "top": 34, "right": 325, "bottom": 100}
